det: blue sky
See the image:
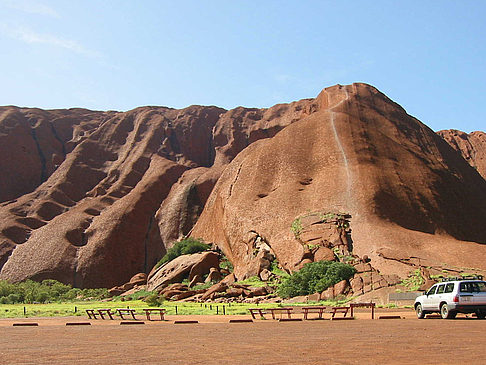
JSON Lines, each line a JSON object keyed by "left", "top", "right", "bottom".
{"left": 0, "top": 1, "right": 485, "bottom": 132}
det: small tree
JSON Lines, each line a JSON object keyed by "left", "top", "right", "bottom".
{"left": 156, "top": 238, "right": 210, "bottom": 267}
{"left": 277, "top": 261, "right": 356, "bottom": 299}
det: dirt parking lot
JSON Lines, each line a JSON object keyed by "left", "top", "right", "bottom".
{"left": 1, "top": 311, "right": 485, "bottom": 364}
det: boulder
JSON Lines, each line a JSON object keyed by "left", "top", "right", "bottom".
{"left": 361, "top": 273, "right": 372, "bottom": 287}
{"left": 162, "top": 289, "right": 186, "bottom": 300}
{"left": 333, "top": 280, "right": 349, "bottom": 296}
{"left": 297, "top": 258, "right": 313, "bottom": 270}
{"left": 221, "top": 273, "right": 236, "bottom": 285}
{"left": 160, "top": 283, "right": 188, "bottom": 295}
{"left": 307, "top": 293, "right": 320, "bottom": 301}
{"left": 313, "top": 246, "right": 335, "bottom": 262}
{"left": 354, "top": 263, "right": 373, "bottom": 273}
{"left": 188, "top": 252, "right": 220, "bottom": 281}
{"left": 201, "top": 282, "right": 228, "bottom": 300}
{"left": 147, "top": 251, "right": 219, "bottom": 291}
{"left": 225, "top": 288, "right": 246, "bottom": 297}
{"left": 249, "top": 287, "right": 268, "bottom": 297}
{"left": 350, "top": 276, "right": 363, "bottom": 294}
{"left": 122, "top": 282, "right": 135, "bottom": 291}
{"left": 108, "top": 287, "right": 124, "bottom": 297}
{"left": 284, "top": 295, "right": 307, "bottom": 303}
{"left": 171, "top": 290, "right": 198, "bottom": 301}
{"left": 320, "top": 287, "right": 334, "bottom": 300}
{"left": 363, "top": 284, "right": 372, "bottom": 293}
{"left": 259, "top": 269, "right": 273, "bottom": 281}
{"left": 205, "top": 267, "right": 222, "bottom": 283}
{"left": 231, "top": 283, "right": 250, "bottom": 290}
{"left": 121, "top": 287, "right": 141, "bottom": 297}
{"left": 129, "top": 273, "right": 147, "bottom": 286}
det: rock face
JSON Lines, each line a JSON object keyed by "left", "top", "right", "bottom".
{"left": 438, "top": 130, "right": 486, "bottom": 179}
{"left": 0, "top": 100, "right": 315, "bottom": 287}
{"left": 0, "top": 107, "right": 109, "bottom": 203}
{"left": 192, "top": 83, "right": 486, "bottom": 280}
{"left": 1, "top": 83, "right": 486, "bottom": 289}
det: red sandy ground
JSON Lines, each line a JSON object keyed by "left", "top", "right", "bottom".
{"left": 1, "top": 309, "right": 485, "bottom": 364}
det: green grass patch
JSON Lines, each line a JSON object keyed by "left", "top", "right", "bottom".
{"left": 291, "top": 218, "right": 303, "bottom": 239}
{"left": 234, "top": 276, "right": 267, "bottom": 288}
{"left": 401, "top": 269, "right": 425, "bottom": 291}
{"left": 0, "top": 300, "right": 353, "bottom": 318}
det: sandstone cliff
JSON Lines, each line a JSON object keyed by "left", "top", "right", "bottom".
{"left": 438, "top": 129, "right": 486, "bottom": 179}
{"left": 1, "top": 83, "right": 485, "bottom": 288}
{"left": 0, "top": 100, "right": 316, "bottom": 287}
{"left": 192, "top": 84, "right": 486, "bottom": 281}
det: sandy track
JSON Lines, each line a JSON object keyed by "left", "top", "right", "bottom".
{"left": 1, "top": 311, "right": 486, "bottom": 364}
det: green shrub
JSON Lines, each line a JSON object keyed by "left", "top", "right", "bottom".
{"left": 290, "top": 218, "right": 303, "bottom": 238}
{"left": 79, "top": 288, "right": 109, "bottom": 300}
{"left": 0, "top": 279, "right": 108, "bottom": 303}
{"left": 277, "top": 261, "right": 356, "bottom": 299}
{"left": 219, "top": 256, "right": 234, "bottom": 273}
{"left": 401, "top": 269, "right": 424, "bottom": 291}
{"left": 144, "top": 293, "right": 163, "bottom": 307}
{"left": 270, "top": 260, "right": 289, "bottom": 277}
{"left": 156, "top": 238, "right": 210, "bottom": 267}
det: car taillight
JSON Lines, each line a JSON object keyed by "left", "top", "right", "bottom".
{"left": 453, "top": 295, "right": 459, "bottom": 303}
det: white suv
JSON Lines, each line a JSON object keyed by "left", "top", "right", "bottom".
{"left": 414, "top": 277, "right": 486, "bottom": 319}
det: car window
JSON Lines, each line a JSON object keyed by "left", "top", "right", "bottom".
{"left": 460, "top": 282, "right": 486, "bottom": 293}
{"left": 437, "top": 284, "right": 445, "bottom": 294}
{"left": 478, "top": 282, "right": 486, "bottom": 292}
{"left": 445, "top": 283, "right": 454, "bottom": 293}
{"left": 427, "top": 286, "right": 437, "bottom": 295}
{"left": 460, "top": 283, "right": 472, "bottom": 292}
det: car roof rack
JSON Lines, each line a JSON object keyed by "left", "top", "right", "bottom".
{"left": 440, "top": 275, "right": 484, "bottom": 282}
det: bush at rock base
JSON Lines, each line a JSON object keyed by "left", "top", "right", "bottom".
{"left": 144, "top": 293, "right": 164, "bottom": 307}
{"left": 156, "top": 238, "right": 210, "bottom": 268}
{"left": 277, "top": 261, "right": 356, "bottom": 299}
{"left": 219, "top": 256, "right": 234, "bottom": 273}
{"left": 0, "top": 279, "right": 109, "bottom": 304}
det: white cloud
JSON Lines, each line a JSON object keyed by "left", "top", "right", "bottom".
{"left": 1, "top": 23, "right": 102, "bottom": 59}
{"left": 1, "top": 0, "right": 60, "bottom": 18}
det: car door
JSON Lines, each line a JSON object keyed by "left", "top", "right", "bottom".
{"left": 430, "top": 284, "right": 446, "bottom": 310}
{"left": 422, "top": 285, "right": 438, "bottom": 310}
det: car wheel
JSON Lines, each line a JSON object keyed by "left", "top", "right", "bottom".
{"left": 440, "top": 303, "right": 456, "bottom": 319}
{"left": 416, "top": 304, "right": 426, "bottom": 319}
{"left": 476, "top": 310, "right": 486, "bottom": 319}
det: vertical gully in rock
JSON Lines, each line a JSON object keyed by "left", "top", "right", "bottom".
{"left": 143, "top": 215, "right": 155, "bottom": 273}
{"left": 329, "top": 88, "right": 353, "bottom": 209}
{"left": 50, "top": 123, "right": 66, "bottom": 157}
{"left": 31, "top": 128, "right": 48, "bottom": 183}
